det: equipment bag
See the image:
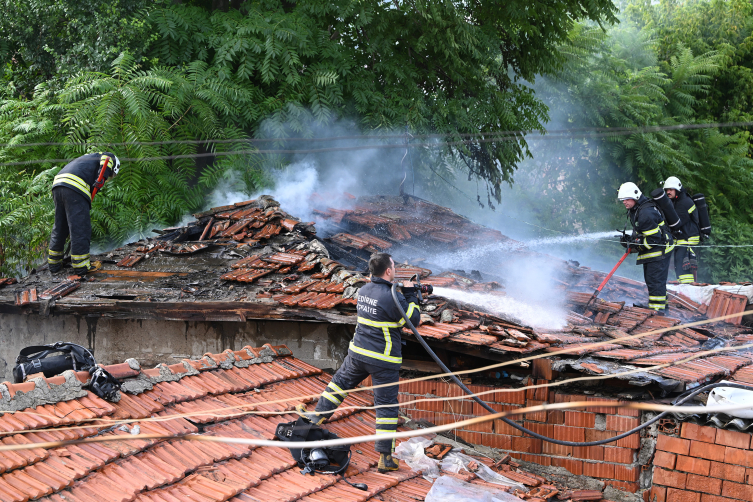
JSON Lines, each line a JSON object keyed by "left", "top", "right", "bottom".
{"left": 13, "top": 342, "right": 121, "bottom": 401}
{"left": 692, "top": 193, "right": 712, "bottom": 239}
{"left": 275, "top": 417, "right": 351, "bottom": 475}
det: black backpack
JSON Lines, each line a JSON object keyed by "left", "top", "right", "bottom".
{"left": 275, "top": 417, "right": 352, "bottom": 475}
{"left": 13, "top": 342, "right": 121, "bottom": 401}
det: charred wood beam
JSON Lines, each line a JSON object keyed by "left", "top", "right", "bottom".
{"left": 0, "top": 299, "right": 356, "bottom": 325}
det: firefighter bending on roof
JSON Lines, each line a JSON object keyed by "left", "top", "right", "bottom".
{"left": 663, "top": 176, "right": 700, "bottom": 283}
{"left": 296, "top": 252, "right": 421, "bottom": 473}
{"left": 618, "top": 182, "right": 675, "bottom": 314}
{"left": 48, "top": 152, "right": 120, "bottom": 274}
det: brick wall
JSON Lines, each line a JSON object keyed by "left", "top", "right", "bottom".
{"left": 397, "top": 379, "right": 642, "bottom": 492}
{"left": 649, "top": 423, "right": 753, "bottom": 502}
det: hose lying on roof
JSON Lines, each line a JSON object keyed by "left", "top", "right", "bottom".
{"left": 391, "top": 282, "right": 751, "bottom": 446}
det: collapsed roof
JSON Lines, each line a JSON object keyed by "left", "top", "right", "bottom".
{"left": 1, "top": 193, "right": 752, "bottom": 396}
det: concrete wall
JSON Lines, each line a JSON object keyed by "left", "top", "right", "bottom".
{"left": 0, "top": 313, "right": 355, "bottom": 381}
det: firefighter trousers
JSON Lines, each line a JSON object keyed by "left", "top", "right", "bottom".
{"left": 673, "top": 244, "right": 697, "bottom": 284}
{"left": 48, "top": 187, "right": 92, "bottom": 272}
{"left": 313, "top": 353, "right": 399, "bottom": 453}
{"left": 643, "top": 254, "right": 671, "bottom": 311}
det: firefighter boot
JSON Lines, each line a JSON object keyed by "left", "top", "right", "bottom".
{"left": 295, "top": 404, "right": 326, "bottom": 425}
{"left": 86, "top": 261, "right": 102, "bottom": 273}
{"left": 378, "top": 453, "right": 400, "bottom": 473}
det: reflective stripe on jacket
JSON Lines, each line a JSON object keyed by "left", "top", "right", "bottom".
{"left": 349, "top": 277, "right": 420, "bottom": 369}
{"left": 52, "top": 152, "right": 116, "bottom": 202}
{"left": 628, "top": 195, "right": 675, "bottom": 265}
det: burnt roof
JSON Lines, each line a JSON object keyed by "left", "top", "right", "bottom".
{"left": 1, "top": 193, "right": 752, "bottom": 392}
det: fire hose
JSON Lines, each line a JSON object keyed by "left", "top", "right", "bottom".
{"left": 390, "top": 281, "right": 751, "bottom": 446}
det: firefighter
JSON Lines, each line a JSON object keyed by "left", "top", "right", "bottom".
{"left": 663, "top": 176, "right": 700, "bottom": 283}
{"left": 296, "top": 252, "right": 421, "bottom": 473}
{"left": 618, "top": 182, "right": 675, "bottom": 313}
{"left": 48, "top": 152, "right": 120, "bottom": 273}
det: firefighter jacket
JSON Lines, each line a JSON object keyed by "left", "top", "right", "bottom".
{"left": 672, "top": 189, "right": 700, "bottom": 246}
{"left": 52, "top": 152, "right": 116, "bottom": 204}
{"left": 350, "top": 277, "right": 421, "bottom": 369}
{"left": 628, "top": 195, "right": 675, "bottom": 265}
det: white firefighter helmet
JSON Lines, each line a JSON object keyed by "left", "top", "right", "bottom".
{"left": 111, "top": 155, "right": 121, "bottom": 176}
{"left": 617, "top": 182, "right": 642, "bottom": 201}
{"left": 663, "top": 176, "right": 682, "bottom": 191}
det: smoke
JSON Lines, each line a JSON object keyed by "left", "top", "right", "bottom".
{"left": 432, "top": 287, "right": 566, "bottom": 330}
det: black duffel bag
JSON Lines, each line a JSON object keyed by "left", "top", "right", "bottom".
{"left": 275, "top": 417, "right": 351, "bottom": 475}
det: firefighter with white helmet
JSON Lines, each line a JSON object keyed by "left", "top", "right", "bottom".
{"left": 663, "top": 176, "right": 700, "bottom": 283}
{"left": 48, "top": 152, "right": 120, "bottom": 274}
{"left": 618, "top": 182, "right": 675, "bottom": 313}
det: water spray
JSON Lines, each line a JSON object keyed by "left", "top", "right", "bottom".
{"left": 431, "top": 286, "right": 566, "bottom": 330}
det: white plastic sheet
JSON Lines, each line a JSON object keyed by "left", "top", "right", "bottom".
{"left": 668, "top": 284, "right": 753, "bottom": 306}
{"left": 707, "top": 381, "right": 753, "bottom": 419}
{"left": 393, "top": 437, "right": 441, "bottom": 479}
{"left": 441, "top": 452, "right": 525, "bottom": 490}
{"left": 426, "top": 476, "right": 527, "bottom": 502}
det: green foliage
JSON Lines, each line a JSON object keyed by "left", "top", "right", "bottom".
{"left": 0, "top": 0, "right": 156, "bottom": 95}
{"left": 0, "top": 168, "right": 57, "bottom": 275}
{"left": 507, "top": 18, "right": 753, "bottom": 282}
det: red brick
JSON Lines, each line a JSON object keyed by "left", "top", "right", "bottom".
{"left": 614, "top": 464, "right": 640, "bottom": 482}
{"left": 654, "top": 451, "right": 677, "bottom": 470}
{"left": 617, "top": 404, "right": 641, "bottom": 417}
{"left": 583, "top": 461, "right": 614, "bottom": 479}
{"left": 554, "top": 425, "right": 586, "bottom": 442}
{"left": 549, "top": 409, "right": 565, "bottom": 425}
{"left": 709, "top": 462, "right": 744, "bottom": 483}
{"left": 715, "top": 429, "right": 751, "bottom": 450}
{"left": 700, "top": 495, "right": 738, "bottom": 502}
{"left": 487, "top": 434, "right": 513, "bottom": 450}
{"left": 586, "top": 397, "right": 618, "bottom": 414}
{"left": 526, "top": 380, "right": 548, "bottom": 401}
{"left": 473, "top": 401, "right": 517, "bottom": 416}
{"left": 511, "top": 437, "right": 542, "bottom": 454}
{"left": 494, "top": 419, "right": 523, "bottom": 436}
{"left": 565, "top": 411, "right": 596, "bottom": 428}
{"left": 496, "top": 388, "right": 526, "bottom": 405}
{"left": 721, "top": 480, "right": 753, "bottom": 501}
{"left": 524, "top": 400, "right": 547, "bottom": 422}
{"left": 573, "top": 445, "right": 604, "bottom": 461}
{"left": 445, "top": 399, "right": 473, "bottom": 415}
{"left": 604, "top": 446, "right": 635, "bottom": 464}
{"left": 689, "top": 441, "right": 725, "bottom": 462}
{"left": 466, "top": 419, "right": 493, "bottom": 433}
{"left": 613, "top": 433, "right": 640, "bottom": 449}
{"left": 607, "top": 415, "right": 641, "bottom": 432}
{"left": 523, "top": 421, "right": 554, "bottom": 437}
{"left": 650, "top": 486, "right": 667, "bottom": 502}
{"left": 658, "top": 435, "right": 691, "bottom": 456}
{"left": 552, "top": 457, "right": 583, "bottom": 475}
{"left": 724, "top": 446, "right": 753, "bottom": 468}
{"left": 519, "top": 453, "right": 552, "bottom": 466}
{"left": 416, "top": 398, "right": 443, "bottom": 412}
{"left": 542, "top": 441, "right": 572, "bottom": 457}
{"left": 686, "top": 474, "right": 722, "bottom": 495}
{"left": 676, "top": 456, "right": 711, "bottom": 476}
{"left": 681, "top": 423, "right": 717, "bottom": 444}
{"left": 607, "top": 481, "right": 640, "bottom": 493}
{"left": 667, "top": 489, "right": 700, "bottom": 502}
{"left": 654, "top": 467, "right": 687, "bottom": 489}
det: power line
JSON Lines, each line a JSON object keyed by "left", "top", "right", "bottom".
{"left": 1, "top": 120, "right": 752, "bottom": 167}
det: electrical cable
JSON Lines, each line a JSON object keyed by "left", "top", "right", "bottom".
{"left": 391, "top": 282, "right": 753, "bottom": 446}
{"left": 3, "top": 120, "right": 753, "bottom": 167}
{"left": 5, "top": 399, "right": 753, "bottom": 453}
